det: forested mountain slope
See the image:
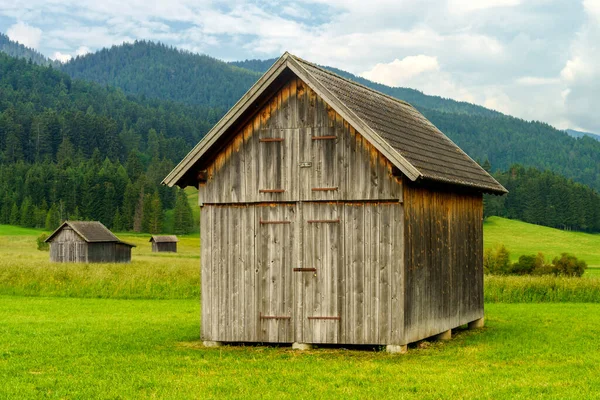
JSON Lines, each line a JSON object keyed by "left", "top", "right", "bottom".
{"left": 486, "top": 165, "right": 600, "bottom": 232}
{"left": 0, "top": 53, "right": 203, "bottom": 234}
{"left": 0, "top": 33, "right": 57, "bottom": 67}
{"left": 61, "top": 41, "right": 261, "bottom": 109}
{"left": 566, "top": 129, "right": 600, "bottom": 142}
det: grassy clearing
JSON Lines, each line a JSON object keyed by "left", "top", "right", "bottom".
{"left": 484, "top": 216, "right": 600, "bottom": 274}
{"left": 2, "top": 218, "right": 600, "bottom": 301}
{"left": 1, "top": 297, "right": 599, "bottom": 399}
{"left": 0, "top": 225, "right": 200, "bottom": 299}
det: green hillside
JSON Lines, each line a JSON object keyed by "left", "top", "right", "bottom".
{"left": 484, "top": 217, "right": 600, "bottom": 272}
{"left": 61, "top": 41, "right": 261, "bottom": 109}
{"left": 0, "top": 33, "right": 57, "bottom": 67}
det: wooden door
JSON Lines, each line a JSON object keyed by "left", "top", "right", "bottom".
{"left": 256, "top": 204, "right": 298, "bottom": 342}
{"left": 297, "top": 202, "right": 342, "bottom": 344}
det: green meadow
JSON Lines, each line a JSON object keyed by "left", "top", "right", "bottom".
{"left": 1, "top": 217, "right": 600, "bottom": 398}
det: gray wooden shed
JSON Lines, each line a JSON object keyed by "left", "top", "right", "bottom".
{"left": 163, "top": 53, "right": 507, "bottom": 352}
{"left": 46, "top": 221, "right": 135, "bottom": 263}
{"left": 149, "top": 235, "right": 178, "bottom": 252}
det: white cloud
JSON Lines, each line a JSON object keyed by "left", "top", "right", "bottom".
{"left": 517, "top": 76, "right": 560, "bottom": 86}
{"left": 6, "top": 21, "right": 43, "bottom": 49}
{"left": 75, "top": 46, "right": 91, "bottom": 56}
{"left": 362, "top": 55, "right": 440, "bottom": 86}
{"left": 51, "top": 51, "right": 72, "bottom": 62}
{"left": 583, "top": 0, "right": 600, "bottom": 20}
{"left": 448, "top": 0, "right": 520, "bottom": 13}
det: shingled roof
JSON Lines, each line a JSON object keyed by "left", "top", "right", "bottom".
{"left": 45, "top": 221, "right": 136, "bottom": 247}
{"left": 149, "top": 235, "right": 178, "bottom": 243}
{"left": 163, "top": 52, "right": 507, "bottom": 194}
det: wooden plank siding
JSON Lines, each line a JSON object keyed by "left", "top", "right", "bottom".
{"left": 201, "top": 202, "right": 403, "bottom": 345}
{"left": 198, "top": 78, "right": 402, "bottom": 205}
{"left": 152, "top": 242, "right": 177, "bottom": 252}
{"left": 402, "top": 180, "right": 484, "bottom": 344}
{"left": 49, "top": 228, "right": 87, "bottom": 262}
{"left": 49, "top": 228, "right": 132, "bottom": 263}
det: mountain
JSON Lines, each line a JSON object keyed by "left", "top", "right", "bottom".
{"left": 58, "top": 41, "right": 600, "bottom": 191}
{"left": 61, "top": 41, "right": 261, "bottom": 109}
{"left": 0, "top": 33, "right": 58, "bottom": 67}
{"left": 566, "top": 129, "right": 600, "bottom": 142}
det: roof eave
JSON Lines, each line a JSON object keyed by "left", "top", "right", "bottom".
{"left": 162, "top": 53, "right": 293, "bottom": 188}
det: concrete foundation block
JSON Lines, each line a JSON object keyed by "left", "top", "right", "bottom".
{"left": 203, "top": 341, "right": 223, "bottom": 348}
{"left": 468, "top": 317, "right": 485, "bottom": 329}
{"left": 435, "top": 329, "right": 452, "bottom": 341}
{"left": 292, "top": 342, "right": 313, "bottom": 351}
{"left": 386, "top": 344, "right": 408, "bottom": 354}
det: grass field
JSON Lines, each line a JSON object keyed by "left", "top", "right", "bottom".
{"left": 484, "top": 216, "right": 600, "bottom": 275}
{"left": 1, "top": 297, "right": 599, "bottom": 399}
{"left": 1, "top": 218, "right": 600, "bottom": 398}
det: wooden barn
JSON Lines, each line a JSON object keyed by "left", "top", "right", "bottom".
{"left": 46, "top": 221, "right": 135, "bottom": 263}
{"left": 149, "top": 235, "right": 178, "bottom": 252}
{"left": 163, "top": 53, "right": 507, "bottom": 352}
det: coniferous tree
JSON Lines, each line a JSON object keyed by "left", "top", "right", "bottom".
{"left": 19, "top": 197, "right": 34, "bottom": 227}
{"left": 45, "top": 203, "right": 61, "bottom": 230}
{"left": 173, "top": 189, "right": 194, "bottom": 234}
{"left": 9, "top": 202, "right": 19, "bottom": 225}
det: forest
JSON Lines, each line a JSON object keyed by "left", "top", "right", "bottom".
{"left": 485, "top": 165, "right": 600, "bottom": 233}
{"left": 0, "top": 53, "right": 198, "bottom": 233}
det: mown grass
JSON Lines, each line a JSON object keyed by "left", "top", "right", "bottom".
{"left": 1, "top": 297, "right": 599, "bottom": 399}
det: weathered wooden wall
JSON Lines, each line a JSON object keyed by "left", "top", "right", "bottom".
{"left": 198, "top": 77, "right": 402, "bottom": 204}
{"left": 152, "top": 242, "right": 177, "bottom": 252}
{"left": 402, "top": 181, "right": 484, "bottom": 344}
{"left": 201, "top": 202, "right": 403, "bottom": 345}
{"left": 49, "top": 228, "right": 132, "bottom": 263}
{"left": 49, "top": 228, "right": 87, "bottom": 262}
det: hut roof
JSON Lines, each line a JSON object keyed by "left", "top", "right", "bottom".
{"left": 149, "top": 235, "right": 179, "bottom": 243}
{"left": 45, "top": 221, "right": 136, "bottom": 247}
{"left": 163, "top": 52, "right": 507, "bottom": 195}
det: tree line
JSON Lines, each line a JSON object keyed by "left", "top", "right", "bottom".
{"left": 485, "top": 164, "right": 600, "bottom": 233}
{"left": 0, "top": 154, "right": 194, "bottom": 234}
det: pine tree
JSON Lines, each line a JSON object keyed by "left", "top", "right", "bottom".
{"left": 133, "top": 188, "right": 145, "bottom": 233}
{"left": 56, "top": 135, "right": 75, "bottom": 167}
{"left": 19, "top": 197, "right": 34, "bottom": 227}
{"left": 45, "top": 203, "right": 61, "bottom": 231}
{"left": 113, "top": 207, "right": 123, "bottom": 232}
{"left": 9, "top": 202, "right": 19, "bottom": 225}
{"left": 142, "top": 190, "right": 163, "bottom": 233}
{"left": 173, "top": 189, "right": 194, "bottom": 234}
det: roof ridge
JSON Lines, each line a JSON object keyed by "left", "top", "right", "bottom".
{"left": 289, "top": 54, "right": 417, "bottom": 110}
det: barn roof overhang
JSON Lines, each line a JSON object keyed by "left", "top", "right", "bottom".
{"left": 45, "top": 221, "right": 137, "bottom": 247}
{"left": 162, "top": 52, "right": 507, "bottom": 195}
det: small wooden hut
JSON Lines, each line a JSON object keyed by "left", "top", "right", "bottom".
{"left": 149, "top": 235, "right": 178, "bottom": 252}
{"left": 163, "top": 53, "right": 507, "bottom": 352}
{"left": 46, "top": 221, "right": 135, "bottom": 263}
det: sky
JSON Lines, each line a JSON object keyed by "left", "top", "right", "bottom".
{"left": 0, "top": 0, "right": 598, "bottom": 133}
